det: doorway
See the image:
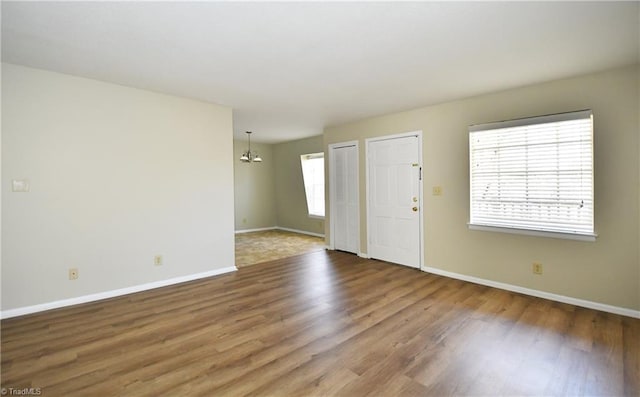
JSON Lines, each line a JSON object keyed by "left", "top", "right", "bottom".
{"left": 366, "top": 132, "right": 423, "bottom": 269}
{"left": 329, "top": 141, "right": 360, "bottom": 254}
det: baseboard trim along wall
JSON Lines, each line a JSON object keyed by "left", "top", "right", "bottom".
{"left": 1, "top": 266, "right": 238, "bottom": 320}
{"left": 422, "top": 265, "right": 640, "bottom": 319}
{"left": 235, "top": 226, "right": 325, "bottom": 238}
{"left": 275, "top": 226, "right": 325, "bottom": 238}
{"left": 235, "top": 227, "right": 277, "bottom": 234}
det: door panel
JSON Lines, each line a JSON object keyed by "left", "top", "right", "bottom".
{"left": 331, "top": 144, "right": 359, "bottom": 254}
{"left": 368, "top": 135, "right": 421, "bottom": 268}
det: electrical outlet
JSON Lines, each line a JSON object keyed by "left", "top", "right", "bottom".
{"left": 432, "top": 186, "right": 443, "bottom": 196}
{"left": 12, "top": 179, "right": 30, "bottom": 192}
{"left": 532, "top": 262, "right": 543, "bottom": 275}
{"left": 154, "top": 255, "right": 163, "bottom": 266}
{"left": 69, "top": 268, "right": 79, "bottom": 280}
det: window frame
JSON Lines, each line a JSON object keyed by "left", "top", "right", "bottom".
{"left": 468, "top": 110, "right": 596, "bottom": 241}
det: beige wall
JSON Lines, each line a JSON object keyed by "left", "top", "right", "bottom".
{"left": 324, "top": 65, "right": 639, "bottom": 311}
{"left": 233, "top": 135, "right": 325, "bottom": 235}
{"left": 274, "top": 135, "right": 324, "bottom": 235}
{"left": 2, "top": 64, "right": 235, "bottom": 311}
{"left": 233, "top": 140, "right": 277, "bottom": 231}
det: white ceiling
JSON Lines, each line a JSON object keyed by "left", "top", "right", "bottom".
{"left": 2, "top": 1, "right": 638, "bottom": 143}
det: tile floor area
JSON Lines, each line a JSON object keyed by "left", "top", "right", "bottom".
{"left": 235, "top": 229, "right": 326, "bottom": 268}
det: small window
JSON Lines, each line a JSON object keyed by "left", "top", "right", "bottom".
{"left": 469, "top": 110, "right": 595, "bottom": 240}
{"left": 300, "top": 152, "right": 325, "bottom": 218}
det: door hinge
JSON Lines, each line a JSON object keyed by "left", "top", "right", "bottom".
{"left": 419, "top": 167, "right": 422, "bottom": 180}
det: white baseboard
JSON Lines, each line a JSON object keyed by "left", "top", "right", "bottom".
{"left": 422, "top": 265, "right": 640, "bottom": 319}
{"left": 275, "top": 226, "right": 325, "bottom": 238}
{"left": 234, "top": 226, "right": 325, "bottom": 239}
{"left": 235, "top": 227, "right": 277, "bottom": 234}
{"left": 1, "top": 266, "right": 238, "bottom": 320}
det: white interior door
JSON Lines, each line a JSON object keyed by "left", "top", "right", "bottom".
{"left": 330, "top": 142, "right": 359, "bottom": 254}
{"left": 367, "top": 134, "right": 421, "bottom": 268}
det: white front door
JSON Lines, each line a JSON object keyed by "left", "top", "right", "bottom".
{"left": 330, "top": 142, "right": 359, "bottom": 254}
{"left": 367, "top": 133, "right": 421, "bottom": 268}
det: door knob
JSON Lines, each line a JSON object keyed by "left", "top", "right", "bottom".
{"left": 412, "top": 206, "right": 418, "bottom": 212}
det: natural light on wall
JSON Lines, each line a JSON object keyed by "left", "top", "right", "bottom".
{"left": 468, "top": 110, "right": 595, "bottom": 241}
{"left": 300, "top": 153, "right": 325, "bottom": 218}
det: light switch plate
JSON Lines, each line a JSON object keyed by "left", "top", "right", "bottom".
{"left": 432, "top": 186, "right": 443, "bottom": 196}
{"left": 12, "top": 179, "right": 30, "bottom": 192}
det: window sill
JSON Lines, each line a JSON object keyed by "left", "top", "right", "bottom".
{"left": 468, "top": 223, "right": 597, "bottom": 242}
{"left": 308, "top": 214, "right": 325, "bottom": 220}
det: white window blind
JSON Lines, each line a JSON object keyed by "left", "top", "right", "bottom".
{"left": 469, "top": 110, "right": 595, "bottom": 239}
{"left": 300, "top": 153, "right": 325, "bottom": 218}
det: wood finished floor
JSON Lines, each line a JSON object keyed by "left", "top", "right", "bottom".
{"left": 2, "top": 250, "right": 638, "bottom": 396}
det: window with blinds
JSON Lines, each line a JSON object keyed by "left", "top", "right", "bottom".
{"left": 468, "top": 110, "right": 595, "bottom": 240}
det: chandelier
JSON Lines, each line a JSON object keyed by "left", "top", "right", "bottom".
{"left": 240, "top": 131, "right": 262, "bottom": 163}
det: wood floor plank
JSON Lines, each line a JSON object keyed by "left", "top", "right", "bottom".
{"left": 2, "top": 250, "right": 638, "bottom": 396}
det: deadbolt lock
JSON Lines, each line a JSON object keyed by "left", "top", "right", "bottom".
{"left": 412, "top": 197, "right": 418, "bottom": 202}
